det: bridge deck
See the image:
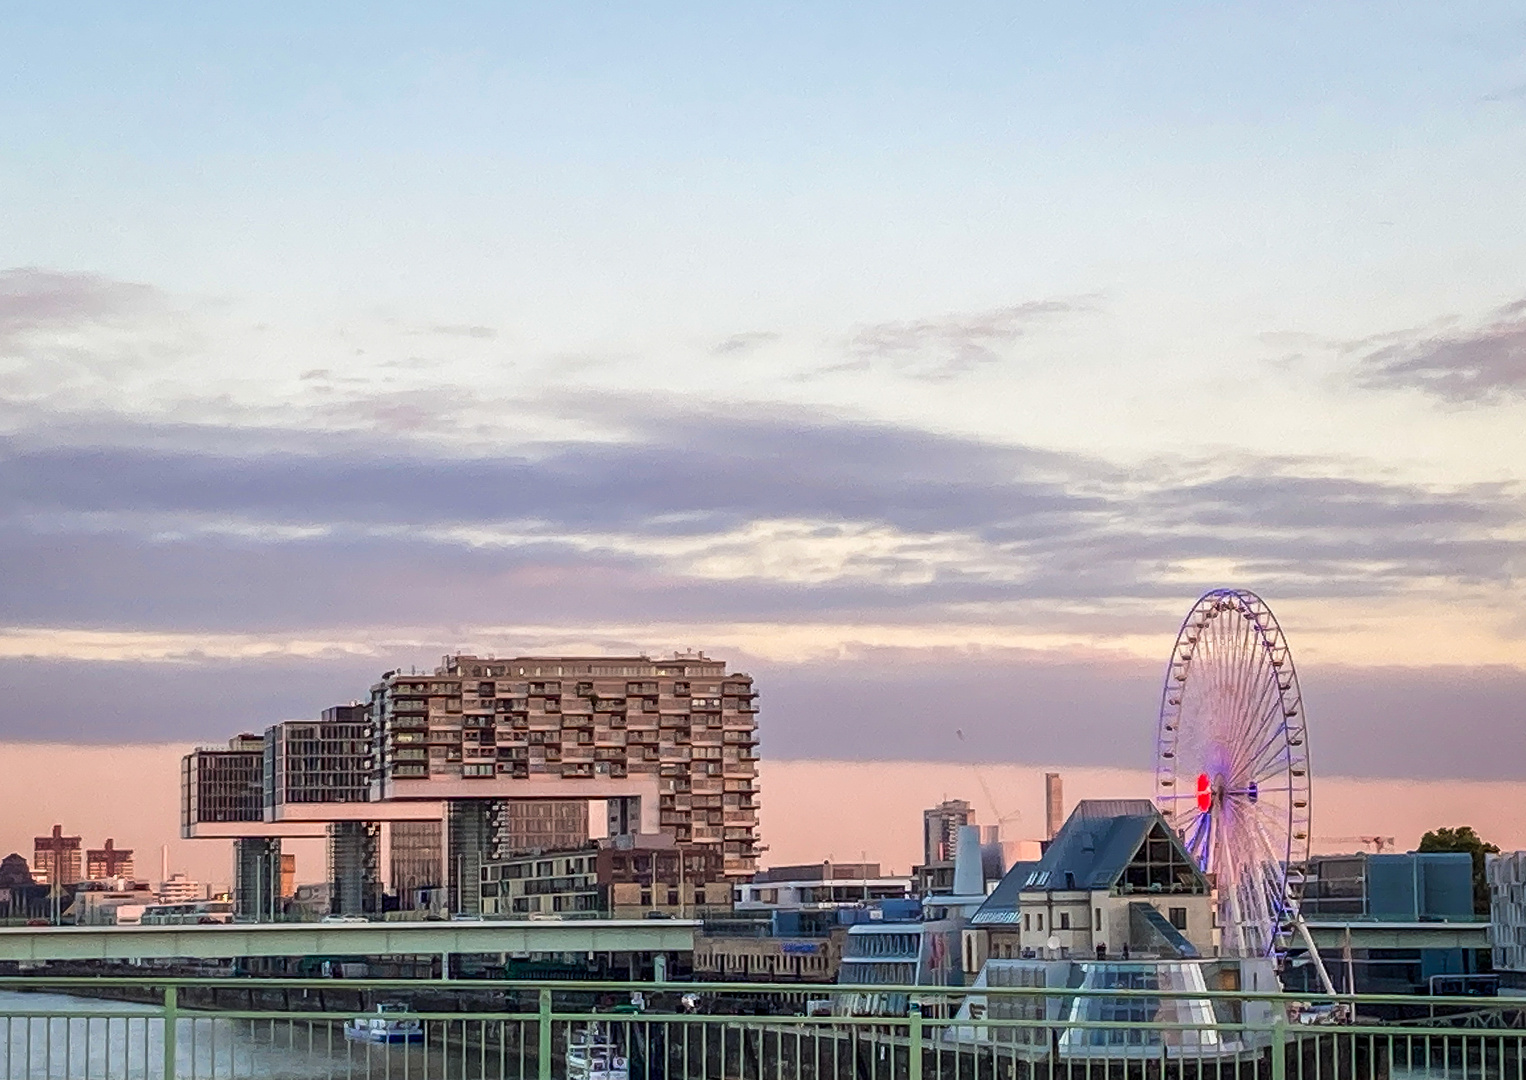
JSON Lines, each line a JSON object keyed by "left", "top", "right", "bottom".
{"left": 0, "top": 919, "right": 698, "bottom": 961}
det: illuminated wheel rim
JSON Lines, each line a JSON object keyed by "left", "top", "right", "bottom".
{"left": 1153, "top": 588, "right": 1311, "bottom": 958}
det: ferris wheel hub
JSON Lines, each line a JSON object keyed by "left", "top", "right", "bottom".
{"left": 1155, "top": 588, "right": 1312, "bottom": 964}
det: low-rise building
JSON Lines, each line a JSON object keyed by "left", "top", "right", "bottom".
{"left": 68, "top": 882, "right": 157, "bottom": 925}
{"left": 158, "top": 872, "right": 209, "bottom": 903}
{"left": 737, "top": 862, "right": 912, "bottom": 910}
{"left": 1284, "top": 850, "right": 1480, "bottom": 995}
{"left": 694, "top": 911, "right": 844, "bottom": 982}
{"left": 964, "top": 799, "right": 1215, "bottom": 972}
{"left": 480, "top": 833, "right": 731, "bottom": 918}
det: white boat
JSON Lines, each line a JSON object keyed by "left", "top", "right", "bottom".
{"left": 344, "top": 1002, "right": 424, "bottom": 1044}
{"left": 566, "top": 1023, "right": 629, "bottom": 1080}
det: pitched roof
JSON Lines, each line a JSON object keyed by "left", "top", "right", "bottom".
{"left": 969, "top": 799, "right": 1200, "bottom": 925}
{"left": 969, "top": 860, "right": 1040, "bottom": 925}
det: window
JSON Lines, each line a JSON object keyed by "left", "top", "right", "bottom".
{"left": 1059, "top": 912, "right": 1070, "bottom": 930}
{"left": 1024, "top": 913, "right": 1030, "bottom": 931}
{"left": 1036, "top": 913, "right": 1043, "bottom": 931}
{"left": 1094, "top": 907, "right": 1102, "bottom": 930}
{"left": 1169, "top": 907, "right": 1187, "bottom": 930}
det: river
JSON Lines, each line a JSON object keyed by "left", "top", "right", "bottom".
{"left": 0, "top": 989, "right": 1483, "bottom": 1080}
{"left": 0, "top": 990, "right": 536, "bottom": 1080}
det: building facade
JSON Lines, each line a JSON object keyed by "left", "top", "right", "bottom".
{"left": 370, "top": 654, "right": 760, "bottom": 878}
{"left": 180, "top": 651, "right": 761, "bottom": 917}
{"left": 914, "top": 799, "right": 975, "bottom": 895}
{"left": 737, "top": 863, "right": 913, "bottom": 910}
{"left": 85, "top": 839, "right": 135, "bottom": 882}
{"left": 157, "top": 872, "right": 207, "bottom": 903}
{"left": 181, "top": 736, "right": 266, "bottom": 827}
{"left": 33, "top": 825, "right": 82, "bottom": 887}
{"left": 264, "top": 706, "right": 373, "bottom": 807}
{"left": 966, "top": 800, "right": 1215, "bottom": 972}
{"left": 694, "top": 927, "right": 842, "bottom": 982}
{"left": 479, "top": 834, "right": 733, "bottom": 918}
{"left": 1487, "top": 852, "right": 1526, "bottom": 989}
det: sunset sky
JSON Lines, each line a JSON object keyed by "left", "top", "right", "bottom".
{"left": 2, "top": 5, "right": 1525, "bottom": 873}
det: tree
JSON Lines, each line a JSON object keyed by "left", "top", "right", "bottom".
{"left": 1418, "top": 826, "right": 1499, "bottom": 916}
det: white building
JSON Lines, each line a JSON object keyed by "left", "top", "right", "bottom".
{"left": 1488, "top": 852, "right": 1526, "bottom": 982}
{"left": 158, "top": 872, "right": 208, "bottom": 903}
{"left": 737, "top": 862, "right": 912, "bottom": 910}
{"left": 964, "top": 799, "right": 1217, "bottom": 972}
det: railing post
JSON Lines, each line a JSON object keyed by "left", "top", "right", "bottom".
{"left": 1270, "top": 1000, "right": 1286, "bottom": 1080}
{"left": 538, "top": 986, "right": 553, "bottom": 1080}
{"left": 908, "top": 999, "right": 923, "bottom": 1080}
{"left": 161, "top": 984, "right": 178, "bottom": 1080}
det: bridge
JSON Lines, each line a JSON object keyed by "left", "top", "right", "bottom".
{"left": 0, "top": 918, "right": 697, "bottom": 963}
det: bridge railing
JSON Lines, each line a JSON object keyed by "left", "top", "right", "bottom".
{"left": 1, "top": 975, "right": 1522, "bottom": 1079}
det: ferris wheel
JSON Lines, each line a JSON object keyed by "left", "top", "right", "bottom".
{"left": 1153, "top": 588, "right": 1326, "bottom": 978}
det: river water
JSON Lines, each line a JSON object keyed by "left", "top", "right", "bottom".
{"left": 0, "top": 989, "right": 1480, "bottom": 1080}
{"left": 0, "top": 991, "right": 536, "bottom": 1080}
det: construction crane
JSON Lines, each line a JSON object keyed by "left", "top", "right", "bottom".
{"left": 955, "top": 729, "right": 1021, "bottom": 837}
{"left": 1315, "top": 836, "right": 1396, "bottom": 854}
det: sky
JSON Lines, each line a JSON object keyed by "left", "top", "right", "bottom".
{"left": 2, "top": 4, "right": 1526, "bottom": 863}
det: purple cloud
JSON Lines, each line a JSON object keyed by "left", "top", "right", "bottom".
{"left": 1357, "top": 298, "right": 1526, "bottom": 403}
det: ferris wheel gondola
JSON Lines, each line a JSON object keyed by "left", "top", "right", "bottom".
{"left": 1153, "top": 588, "right": 1334, "bottom": 992}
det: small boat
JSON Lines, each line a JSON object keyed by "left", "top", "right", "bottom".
{"left": 566, "top": 1023, "right": 629, "bottom": 1080}
{"left": 344, "top": 1001, "right": 424, "bottom": 1044}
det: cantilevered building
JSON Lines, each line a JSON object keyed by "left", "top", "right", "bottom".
{"left": 369, "top": 654, "right": 761, "bottom": 880}
{"left": 180, "top": 651, "right": 761, "bottom": 917}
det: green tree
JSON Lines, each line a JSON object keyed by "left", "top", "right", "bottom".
{"left": 1418, "top": 826, "right": 1499, "bottom": 916}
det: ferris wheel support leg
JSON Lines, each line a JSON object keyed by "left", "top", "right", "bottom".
{"left": 1292, "top": 907, "right": 1338, "bottom": 998}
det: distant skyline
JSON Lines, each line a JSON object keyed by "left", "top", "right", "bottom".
{"left": 7, "top": 746, "right": 1526, "bottom": 890}
{"left": 1, "top": 5, "right": 1524, "bottom": 785}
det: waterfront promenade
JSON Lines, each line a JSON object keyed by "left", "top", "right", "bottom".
{"left": 1, "top": 975, "right": 1519, "bottom": 1079}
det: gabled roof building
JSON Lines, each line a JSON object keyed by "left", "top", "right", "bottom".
{"left": 954, "top": 800, "right": 1282, "bottom": 1062}
{"left": 965, "top": 799, "right": 1215, "bottom": 969}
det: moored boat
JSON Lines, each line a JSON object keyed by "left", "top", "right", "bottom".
{"left": 344, "top": 1001, "right": 424, "bottom": 1044}
{"left": 566, "top": 1023, "right": 629, "bottom": 1080}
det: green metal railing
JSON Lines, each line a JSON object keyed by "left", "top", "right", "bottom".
{"left": 1, "top": 975, "right": 1522, "bottom": 1079}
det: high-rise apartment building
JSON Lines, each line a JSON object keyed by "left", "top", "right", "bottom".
{"left": 181, "top": 735, "right": 265, "bottom": 827}
{"left": 86, "top": 838, "right": 134, "bottom": 881}
{"left": 265, "top": 705, "right": 373, "bottom": 807}
{"left": 33, "top": 825, "right": 82, "bottom": 887}
{"left": 914, "top": 799, "right": 976, "bottom": 895}
{"left": 923, "top": 799, "right": 975, "bottom": 865}
{"left": 370, "top": 653, "right": 760, "bottom": 878}
{"left": 179, "top": 651, "right": 761, "bottom": 917}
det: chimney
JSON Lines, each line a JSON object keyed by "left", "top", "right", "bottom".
{"left": 952, "top": 824, "right": 983, "bottom": 896}
{"left": 1045, "top": 773, "right": 1064, "bottom": 840}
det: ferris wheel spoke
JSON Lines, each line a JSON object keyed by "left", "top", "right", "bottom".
{"left": 1237, "top": 718, "right": 1298, "bottom": 784}
{"left": 1237, "top": 665, "right": 1283, "bottom": 756}
{"left": 1225, "top": 620, "right": 1285, "bottom": 770}
{"left": 1154, "top": 589, "right": 1309, "bottom": 964}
